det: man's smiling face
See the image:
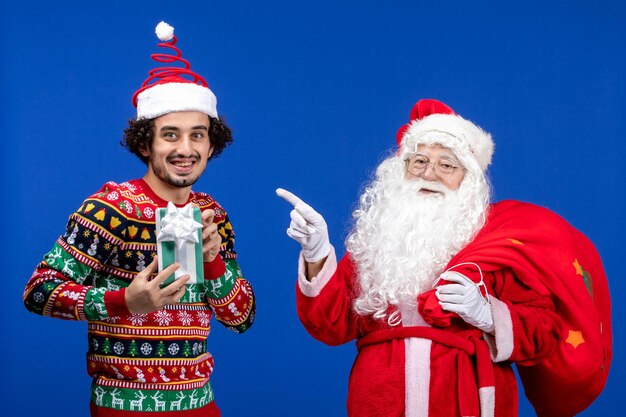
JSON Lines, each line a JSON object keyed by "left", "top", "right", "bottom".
{"left": 141, "top": 111, "right": 214, "bottom": 190}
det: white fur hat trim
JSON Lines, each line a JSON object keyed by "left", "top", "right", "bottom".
{"left": 136, "top": 82, "right": 218, "bottom": 120}
{"left": 400, "top": 113, "right": 494, "bottom": 172}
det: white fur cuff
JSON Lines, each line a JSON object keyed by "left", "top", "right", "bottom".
{"left": 484, "top": 297, "right": 514, "bottom": 362}
{"left": 297, "top": 246, "right": 337, "bottom": 297}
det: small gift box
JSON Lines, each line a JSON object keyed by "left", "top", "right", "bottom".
{"left": 155, "top": 202, "right": 204, "bottom": 286}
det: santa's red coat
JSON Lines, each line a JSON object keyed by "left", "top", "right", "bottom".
{"left": 296, "top": 200, "right": 609, "bottom": 417}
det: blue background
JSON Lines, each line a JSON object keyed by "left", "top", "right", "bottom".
{"left": 2, "top": 1, "right": 623, "bottom": 416}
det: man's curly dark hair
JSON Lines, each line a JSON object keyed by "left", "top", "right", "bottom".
{"left": 121, "top": 115, "right": 233, "bottom": 164}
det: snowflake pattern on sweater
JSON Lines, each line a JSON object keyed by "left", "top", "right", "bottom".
{"left": 24, "top": 179, "right": 255, "bottom": 412}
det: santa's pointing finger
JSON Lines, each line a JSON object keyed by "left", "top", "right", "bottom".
{"left": 276, "top": 188, "right": 331, "bottom": 263}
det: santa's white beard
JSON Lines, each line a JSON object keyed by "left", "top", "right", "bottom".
{"left": 347, "top": 155, "right": 490, "bottom": 322}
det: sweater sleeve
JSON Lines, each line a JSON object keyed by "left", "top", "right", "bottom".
{"left": 23, "top": 185, "right": 131, "bottom": 321}
{"left": 295, "top": 247, "right": 360, "bottom": 346}
{"left": 204, "top": 213, "right": 255, "bottom": 333}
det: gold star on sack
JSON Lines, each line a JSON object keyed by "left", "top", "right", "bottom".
{"left": 566, "top": 330, "right": 585, "bottom": 349}
{"left": 573, "top": 258, "right": 583, "bottom": 276}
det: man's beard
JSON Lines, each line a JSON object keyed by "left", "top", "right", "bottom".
{"left": 150, "top": 153, "right": 203, "bottom": 188}
{"left": 346, "top": 155, "right": 490, "bottom": 321}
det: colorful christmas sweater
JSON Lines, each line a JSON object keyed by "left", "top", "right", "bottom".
{"left": 24, "top": 179, "right": 255, "bottom": 414}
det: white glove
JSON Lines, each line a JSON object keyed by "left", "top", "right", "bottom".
{"left": 435, "top": 271, "right": 495, "bottom": 334}
{"left": 276, "top": 188, "right": 331, "bottom": 263}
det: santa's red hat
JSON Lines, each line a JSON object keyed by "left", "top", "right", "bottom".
{"left": 133, "top": 21, "right": 217, "bottom": 120}
{"left": 396, "top": 99, "right": 494, "bottom": 172}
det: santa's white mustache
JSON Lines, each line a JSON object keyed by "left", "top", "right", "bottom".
{"left": 404, "top": 178, "right": 449, "bottom": 195}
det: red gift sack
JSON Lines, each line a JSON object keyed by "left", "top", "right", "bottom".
{"left": 421, "top": 200, "right": 612, "bottom": 416}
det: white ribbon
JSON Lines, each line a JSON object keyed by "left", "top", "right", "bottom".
{"left": 156, "top": 202, "right": 203, "bottom": 277}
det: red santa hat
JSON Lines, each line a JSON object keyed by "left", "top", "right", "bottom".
{"left": 132, "top": 21, "right": 218, "bottom": 120}
{"left": 396, "top": 99, "right": 494, "bottom": 172}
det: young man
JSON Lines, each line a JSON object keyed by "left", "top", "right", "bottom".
{"left": 277, "top": 99, "right": 610, "bottom": 416}
{"left": 23, "top": 22, "right": 255, "bottom": 416}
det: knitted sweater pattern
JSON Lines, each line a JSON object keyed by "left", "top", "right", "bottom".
{"left": 24, "top": 179, "right": 255, "bottom": 412}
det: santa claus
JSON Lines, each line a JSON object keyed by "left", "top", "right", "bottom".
{"left": 277, "top": 99, "right": 610, "bottom": 417}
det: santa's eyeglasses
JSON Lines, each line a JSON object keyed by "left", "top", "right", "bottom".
{"left": 406, "top": 154, "right": 462, "bottom": 178}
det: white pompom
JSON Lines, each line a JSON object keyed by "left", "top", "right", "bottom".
{"left": 155, "top": 21, "right": 174, "bottom": 41}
